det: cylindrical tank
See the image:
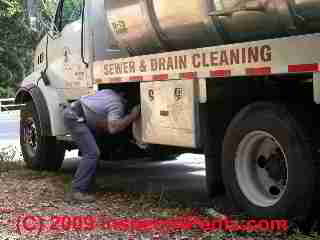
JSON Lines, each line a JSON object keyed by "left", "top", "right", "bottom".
{"left": 105, "top": 0, "right": 320, "bottom": 56}
{"left": 105, "top": 0, "right": 164, "bottom": 55}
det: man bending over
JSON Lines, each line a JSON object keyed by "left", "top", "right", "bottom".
{"left": 61, "top": 89, "right": 140, "bottom": 203}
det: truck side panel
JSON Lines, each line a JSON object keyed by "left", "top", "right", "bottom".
{"left": 93, "top": 34, "right": 320, "bottom": 84}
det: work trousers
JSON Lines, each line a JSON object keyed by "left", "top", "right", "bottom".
{"left": 61, "top": 100, "right": 100, "bottom": 193}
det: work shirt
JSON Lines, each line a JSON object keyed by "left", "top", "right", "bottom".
{"left": 79, "top": 89, "right": 125, "bottom": 131}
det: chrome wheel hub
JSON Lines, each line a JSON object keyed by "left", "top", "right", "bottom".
{"left": 235, "top": 131, "right": 288, "bottom": 207}
{"left": 23, "top": 117, "right": 37, "bottom": 153}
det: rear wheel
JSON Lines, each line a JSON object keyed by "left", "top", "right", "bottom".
{"left": 20, "top": 101, "right": 65, "bottom": 171}
{"left": 222, "top": 102, "right": 317, "bottom": 218}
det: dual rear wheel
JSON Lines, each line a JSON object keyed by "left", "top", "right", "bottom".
{"left": 206, "top": 102, "right": 317, "bottom": 218}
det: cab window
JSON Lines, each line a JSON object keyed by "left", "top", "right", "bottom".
{"left": 55, "top": 0, "right": 82, "bottom": 32}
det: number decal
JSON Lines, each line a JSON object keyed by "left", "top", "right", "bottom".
{"left": 111, "top": 20, "right": 128, "bottom": 34}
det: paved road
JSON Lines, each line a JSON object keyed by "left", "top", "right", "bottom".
{"left": 0, "top": 111, "right": 20, "bottom": 143}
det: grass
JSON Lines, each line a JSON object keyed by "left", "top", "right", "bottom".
{"left": 0, "top": 144, "right": 24, "bottom": 171}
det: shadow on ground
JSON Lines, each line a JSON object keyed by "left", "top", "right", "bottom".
{"left": 60, "top": 153, "right": 240, "bottom": 216}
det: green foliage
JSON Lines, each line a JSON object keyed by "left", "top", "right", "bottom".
{"left": 0, "top": 0, "right": 22, "bottom": 16}
{"left": 0, "top": 0, "right": 36, "bottom": 98}
{"left": 41, "top": 0, "right": 58, "bottom": 18}
{"left": 62, "top": 0, "right": 82, "bottom": 24}
{"left": 0, "top": 0, "right": 81, "bottom": 98}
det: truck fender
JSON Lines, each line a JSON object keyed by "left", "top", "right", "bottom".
{"left": 16, "top": 84, "right": 53, "bottom": 136}
{"left": 15, "top": 84, "right": 67, "bottom": 137}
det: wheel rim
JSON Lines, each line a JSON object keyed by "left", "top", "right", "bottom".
{"left": 235, "top": 130, "right": 288, "bottom": 207}
{"left": 22, "top": 116, "right": 38, "bottom": 154}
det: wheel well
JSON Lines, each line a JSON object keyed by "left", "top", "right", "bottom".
{"left": 15, "top": 89, "right": 32, "bottom": 104}
{"left": 15, "top": 86, "right": 53, "bottom": 136}
{"left": 204, "top": 74, "right": 318, "bottom": 149}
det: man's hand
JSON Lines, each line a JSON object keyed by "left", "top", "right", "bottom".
{"left": 96, "top": 105, "right": 141, "bottom": 135}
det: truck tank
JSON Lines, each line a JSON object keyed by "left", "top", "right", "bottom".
{"left": 105, "top": 0, "right": 320, "bottom": 56}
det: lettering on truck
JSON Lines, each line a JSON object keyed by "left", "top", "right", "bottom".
{"left": 104, "top": 61, "right": 136, "bottom": 75}
{"left": 102, "top": 45, "right": 272, "bottom": 76}
{"left": 192, "top": 45, "right": 272, "bottom": 68}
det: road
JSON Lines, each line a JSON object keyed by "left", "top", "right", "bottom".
{"left": 0, "top": 111, "right": 233, "bottom": 214}
{"left": 0, "top": 111, "right": 20, "bottom": 144}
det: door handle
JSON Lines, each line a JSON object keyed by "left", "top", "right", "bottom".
{"left": 64, "top": 48, "right": 69, "bottom": 63}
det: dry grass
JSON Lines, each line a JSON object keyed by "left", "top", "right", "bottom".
{"left": 0, "top": 146, "right": 319, "bottom": 240}
{"left": 0, "top": 145, "right": 24, "bottom": 172}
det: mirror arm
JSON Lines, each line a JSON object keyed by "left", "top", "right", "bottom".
{"left": 81, "top": 0, "right": 88, "bottom": 68}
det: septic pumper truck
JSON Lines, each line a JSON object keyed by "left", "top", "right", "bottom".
{"left": 16, "top": 0, "right": 320, "bottom": 219}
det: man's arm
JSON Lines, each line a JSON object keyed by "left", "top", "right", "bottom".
{"left": 97, "top": 105, "right": 140, "bottom": 134}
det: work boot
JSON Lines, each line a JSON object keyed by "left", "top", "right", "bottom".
{"left": 64, "top": 190, "right": 95, "bottom": 204}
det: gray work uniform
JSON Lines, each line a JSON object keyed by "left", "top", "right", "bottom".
{"left": 62, "top": 89, "right": 125, "bottom": 193}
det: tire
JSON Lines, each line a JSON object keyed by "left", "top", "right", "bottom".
{"left": 222, "top": 102, "right": 317, "bottom": 219}
{"left": 20, "top": 101, "right": 65, "bottom": 171}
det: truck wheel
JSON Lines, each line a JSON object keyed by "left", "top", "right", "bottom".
{"left": 20, "top": 101, "right": 65, "bottom": 171}
{"left": 222, "top": 102, "right": 316, "bottom": 218}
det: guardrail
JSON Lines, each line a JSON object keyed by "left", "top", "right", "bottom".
{"left": 0, "top": 98, "right": 25, "bottom": 112}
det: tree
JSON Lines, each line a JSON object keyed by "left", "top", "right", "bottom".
{"left": 0, "top": 0, "right": 36, "bottom": 97}
{"left": 0, "top": 0, "right": 81, "bottom": 98}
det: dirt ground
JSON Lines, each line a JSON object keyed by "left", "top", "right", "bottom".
{"left": 0, "top": 150, "right": 314, "bottom": 240}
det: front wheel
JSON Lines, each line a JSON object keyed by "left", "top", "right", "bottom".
{"left": 20, "top": 101, "right": 65, "bottom": 171}
{"left": 222, "top": 102, "right": 317, "bottom": 219}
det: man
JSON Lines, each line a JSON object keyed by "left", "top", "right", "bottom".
{"left": 61, "top": 89, "right": 140, "bottom": 203}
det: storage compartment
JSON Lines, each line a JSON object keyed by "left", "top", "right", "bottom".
{"left": 139, "top": 80, "right": 200, "bottom": 148}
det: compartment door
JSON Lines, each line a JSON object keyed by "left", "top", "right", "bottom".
{"left": 140, "top": 80, "right": 200, "bottom": 148}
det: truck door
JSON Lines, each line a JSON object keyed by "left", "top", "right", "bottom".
{"left": 47, "top": 0, "right": 92, "bottom": 97}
